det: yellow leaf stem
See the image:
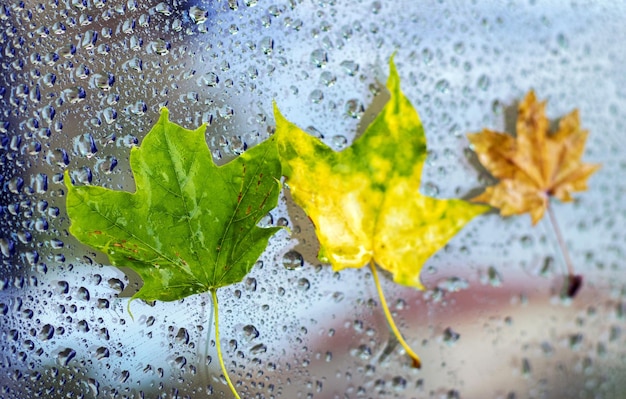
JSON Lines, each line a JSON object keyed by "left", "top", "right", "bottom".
{"left": 370, "top": 260, "right": 421, "bottom": 368}
{"left": 210, "top": 289, "right": 241, "bottom": 399}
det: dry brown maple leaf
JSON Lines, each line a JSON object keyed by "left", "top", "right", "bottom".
{"left": 467, "top": 90, "right": 600, "bottom": 225}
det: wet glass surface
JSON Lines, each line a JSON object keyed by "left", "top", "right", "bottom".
{"left": 1, "top": 1, "right": 626, "bottom": 398}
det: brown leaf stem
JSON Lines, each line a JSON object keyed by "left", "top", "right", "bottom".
{"left": 546, "top": 203, "right": 582, "bottom": 298}
{"left": 369, "top": 260, "right": 421, "bottom": 368}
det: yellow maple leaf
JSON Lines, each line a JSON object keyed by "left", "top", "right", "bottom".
{"left": 275, "top": 58, "right": 487, "bottom": 290}
{"left": 468, "top": 90, "right": 600, "bottom": 225}
{"left": 274, "top": 57, "right": 488, "bottom": 367}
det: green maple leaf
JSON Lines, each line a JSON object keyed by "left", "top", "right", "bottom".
{"left": 65, "top": 109, "right": 281, "bottom": 397}
{"left": 65, "top": 109, "right": 281, "bottom": 302}
{"left": 274, "top": 56, "right": 488, "bottom": 367}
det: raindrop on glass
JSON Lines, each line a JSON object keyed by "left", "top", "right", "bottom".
{"left": 282, "top": 251, "right": 304, "bottom": 270}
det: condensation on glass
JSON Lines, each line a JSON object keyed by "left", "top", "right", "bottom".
{"left": 1, "top": 1, "right": 625, "bottom": 398}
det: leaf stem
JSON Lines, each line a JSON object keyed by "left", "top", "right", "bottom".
{"left": 546, "top": 204, "right": 574, "bottom": 276}
{"left": 546, "top": 203, "right": 582, "bottom": 297}
{"left": 369, "top": 260, "right": 421, "bottom": 368}
{"left": 210, "top": 288, "right": 241, "bottom": 399}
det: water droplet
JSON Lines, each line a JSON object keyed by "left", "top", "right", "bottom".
{"left": 119, "top": 370, "right": 130, "bottom": 383}
{"left": 95, "top": 156, "right": 117, "bottom": 174}
{"left": 101, "top": 107, "right": 117, "bottom": 124}
{"left": 86, "top": 378, "right": 100, "bottom": 396}
{"left": 541, "top": 341, "right": 554, "bottom": 355}
{"left": 41, "top": 72, "right": 56, "bottom": 87}
{"left": 297, "top": 278, "right": 310, "bottom": 291}
{"left": 76, "top": 64, "right": 90, "bottom": 80}
{"left": 477, "top": 74, "right": 491, "bottom": 91}
{"left": 331, "top": 135, "right": 347, "bottom": 150}
{"left": 310, "top": 49, "right": 328, "bottom": 67}
{"left": 242, "top": 325, "right": 259, "bottom": 342}
{"left": 422, "top": 182, "right": 439, "bottom": 196}
{"left": 125, "top": 56, "right": 142, "bottom": 72}
{"left": 95, "top": 346, "right": 110, "bottom": 360}
{"left": 260, "top": 36, "right": 273, "bottom": 55}
{"left": 35, "top": 218, "right": 48, "bottom": 232}
{"left": 486, "top": 266, "right": 502, "bottom": 287}
{"left": 345, "top": 99, "right": 364, "bottom": 119}
{"left": 520, "top": 235, "right": 533, "bottom": 248}
{"left": 137, "top": 13, "right": 150, "bottom": 27}
{"left": 250, "top": 343, "right": 267, "bottom": 355}
{"left": 350, "top": 344, "right": 372, "bottom": 360}
{"left": 108, "top": 278, "right": 125, "bottom": 293}
{"left": 282, "top": 251, "right": 304, "bottom": 270}
{"left": 25, "top": 250, "right": 39, "bottom": 265}
{"left": 172, "top": 356, "right": 187, "bottom": 370}
{"left": 39, "top": 324, "right": 55, "bottom": 341}
{"left": 332, "top": 292, "right": 344, "bottom": 303}
{"left": 446, "top": 390, "right": 461, "bottom": 399}
{"left": 151, "top": 39, "right": 170, "bottom": 55}
{"left": 73, "top": 133, "right": 98, "bottom": 158}
{"left": 438, "top": 276, "right": 469, "bottom": 292}
{"left": 521, "top": 358, "right": 531, "bottom": 376}
{"left": 225, "top": 23, "right": 238, "bottom": 35}
{"left": 0, "top": 241, "right": 14, "bottom": 260}
{"left": 453, "top": 42, "right": 465, "bottom": 54}
{"left": 17, "top": 230, "right": 32, "bottom": 244}
{"left": 320, "top": 71, "right": 336, "bottom": 87}
{"left": 340, "top": 60, "right": 359, "bottom": 76}
{"left": 58, "top": 43, "right": 76, "bottom": 59}
{"left": 77, "top": 287, "right": 90, "bottom": 301}
{"left": 81, "top": 29, "right": 98, "bottom": 49}
{"left": 62, "top": 86, "right": 86, "bottom": 103}
{"left": 91, "top": 73, "right": 115, "bottom": 90}
{"left": 189, "top": 6, "right": 208, "bottom": 24}
{"left": 175, "top": 328, "right": 190, "bottom": 345}
{"left": 257, "top": 212, "right": 273, "bottom": 227}
{"left": 244, "top": 277, "right": 257, "bottom": 292}
{"left": 41, "top": 105, "right": 56, "bottom": 124}
{"left": 443, "top": 327, "right": 460, "bottom": 344}
{"left": 246, "top": 66, "right": 258, "bottom": 79}
{"left": 56, "top": 281, "right": 69, "bottom": 294}
{"left": 540, "top": 256, "right": 555, "bottom": 277}
{"left": 7, "top": 176, "right": 24, "bottom": 194}
{"left": 155, "top": 2, "right": 172, "bottom": 15}
{"left": 200, "top": 72, "right": 219, "bottom": 87}
{"left": 435, "top": 79, "right": 450, "bottom": 93}
{"left": 97, "top": 299, "right": 110, "bottom": 309}
{"left": 391, "top": 376, "right": 407, "bottom": 391}
{"left": 57, "top": 348, "right": 76, "bottom": 366}
{"left": 309, "top": 89, "right": 323, "bottom": 104}
{"left": 268, "top": 4, "right": 283, "bottom": 16}
{"left": 46, "top": 148, "right": 70, "bottom": 167}
{"left": 130, "top": 100, "right": 147, "bottom": 115}
{"left": 371, "top": 1, "right": 382, "bottom": 14}
{"left": 569, "top": 333, "right": 583, "bottom": 350}
{"left": 353, "top": 319, "right": 364, "bottom": 333}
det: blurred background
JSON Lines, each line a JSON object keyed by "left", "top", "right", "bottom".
{"left": 1, "top": 1, "right": 625, "bottom": 398}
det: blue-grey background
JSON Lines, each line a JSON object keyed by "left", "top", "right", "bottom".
{"left": 1, "top": 1, "right": 625, "bottom": 398}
